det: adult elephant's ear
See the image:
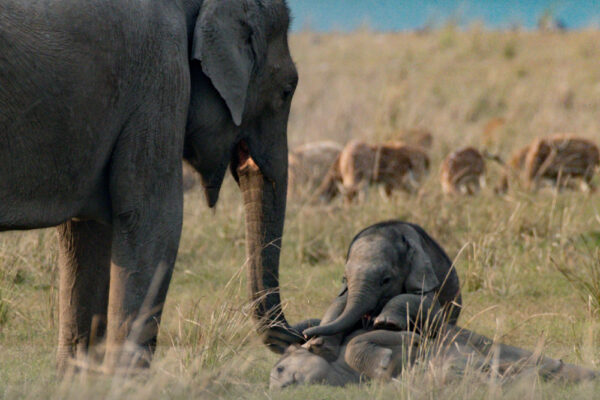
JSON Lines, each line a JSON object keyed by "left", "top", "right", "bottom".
{"left": 403, "top": 236, "right": 440, "bottom": 294}
{"left": 191, "top": 0, "right": 266, "bottom": 126}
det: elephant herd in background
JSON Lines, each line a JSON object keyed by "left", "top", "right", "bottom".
{"left": 283, "top": 133, "right": 600, "bottom": 202}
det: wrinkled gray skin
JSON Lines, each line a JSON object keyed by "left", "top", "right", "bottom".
{"left": 303, "top": 221, "right": 462, "bottom": 342}
{"left": 0, "top": 0, "right": 301, "bottom": 372}
{"left": 270, "top": 329, "right": 365, "bottom": 389}
{"left": 271, "top": 324, "right": 598, "bottom": 389}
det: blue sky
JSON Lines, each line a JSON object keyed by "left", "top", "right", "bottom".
{"left": 287, "top": 0, "right": 600, "bottom": 32}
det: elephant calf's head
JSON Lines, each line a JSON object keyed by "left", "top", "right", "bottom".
{"left": 270, "top": 345, "right": 334, "bottom": 389}
{"left": 303, "top": 222, "right": 446, "bottom": 338}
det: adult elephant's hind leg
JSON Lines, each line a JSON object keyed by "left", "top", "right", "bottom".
{"left": 56, "top": 220, "right": 111, "bottom": 375}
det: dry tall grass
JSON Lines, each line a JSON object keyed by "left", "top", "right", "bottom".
{"left": 1, "top": 28, "right": 600, "bottom": 398}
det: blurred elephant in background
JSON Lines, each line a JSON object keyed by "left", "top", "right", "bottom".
{"left": 0, "top": 0, "right": 301, "bottom": 373}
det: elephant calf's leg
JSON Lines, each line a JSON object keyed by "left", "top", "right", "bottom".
{"left": 56, "top": 220, "right": 111, "bottom": 375}
{"left": 374, "top": 293, "right": 444, "bottom": 335}
{"left": 442, "top": 326, "right": 597, "bottom": 382}
{"left": 345, "top": 330, "right": 420, "bottom": 381}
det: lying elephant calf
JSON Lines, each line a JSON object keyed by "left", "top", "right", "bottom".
{"left": 270, "top": 324, "right": 597, "bottom": 389}
{"left": 272, "top": 220, "right": 597, "bottom": 388}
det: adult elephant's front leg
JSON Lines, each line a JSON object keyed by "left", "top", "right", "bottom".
{"left": 56, "top": 220, "right": 111, "bottom": 375}
{"left": 103, "top": 108, "right": 185, "bottom": 371}
{"left": 104, "top": 185, "right": 183, "bottom": 371}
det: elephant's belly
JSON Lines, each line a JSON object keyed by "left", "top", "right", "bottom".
{"left": 0, "top": 200, "right": 83, "bottom": 231}
{"left": 0, "top": 119, "right": 114, "bottom": 230}
{"left": 0, "top": 163, "right": 111, "bottom": 231}
{"left": 0, "top": 44, "right": 119, "bottom": 228}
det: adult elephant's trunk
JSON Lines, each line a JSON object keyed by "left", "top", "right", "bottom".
{"left": 304, "top": 278, "right": 379, "bottom": 337}
{"left": 237, "top": 143, "right": 294, "bottom": 351}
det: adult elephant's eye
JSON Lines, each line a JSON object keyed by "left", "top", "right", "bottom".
{"left": 381, "top": 276, "right": 391, "bottom": 286}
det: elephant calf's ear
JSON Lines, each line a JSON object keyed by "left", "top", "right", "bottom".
{"left": 191, "top": 2, "right": 260, "bottom": 126}
{"left": 403, "top": 237, "right": 440, "bottom": 294}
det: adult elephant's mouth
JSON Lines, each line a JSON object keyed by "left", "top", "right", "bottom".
{"left": 231, "top": 140, "right": 252, "bottom": 182}
{"left": 230, "top": 140, "right": 267, "bottom": 183}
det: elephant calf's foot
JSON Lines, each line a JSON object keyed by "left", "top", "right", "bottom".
{"left": 540, "top": 360, "right": 598, "bottom": 382}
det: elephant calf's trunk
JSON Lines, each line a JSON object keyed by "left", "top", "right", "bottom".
{"left": 304, "top": 294, "right": 376, "bottom": 338}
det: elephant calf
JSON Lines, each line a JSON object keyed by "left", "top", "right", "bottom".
{"left": 440, "top": 147, "right": 486, "bottom": 195}
{"left": 317, "top": 141, "right": 430, "bottom": 203}
{"left": 301, "top": 221, "right": 461, "bottom": 362}
{"left": 270, "top": 324, "right": 597, "bottom": 389}
{"left": 274, "top": 220, "right": 597, "bottom": 389}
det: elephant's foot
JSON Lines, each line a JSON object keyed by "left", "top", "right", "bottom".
{"left": 56, "top": 345, "right": 78, "bottom": 378}
{"left": 102, "top": 341, "right": 153, "bottom": 375}
{"left": 259, "top": 324, "right": 304, "bottom": 354}
{"left": 56, "top": 339, "right": 107, "bottom": 378}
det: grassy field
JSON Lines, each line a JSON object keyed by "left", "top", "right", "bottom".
{"left": 2, "top": 28, "right": 600, "bottom": 398}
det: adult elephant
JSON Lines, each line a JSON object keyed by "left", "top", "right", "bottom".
{"left": 0, "top": 0, "right": 300, "bottom": 372}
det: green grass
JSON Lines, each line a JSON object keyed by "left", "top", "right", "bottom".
{"left": 2, "top": 29, "right": 600, "bottom": 398}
